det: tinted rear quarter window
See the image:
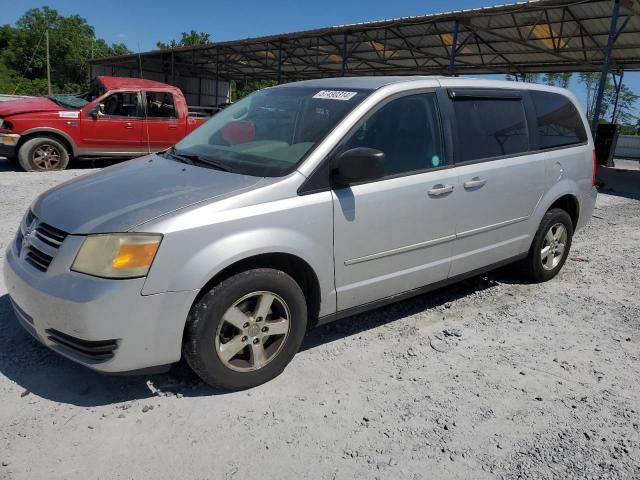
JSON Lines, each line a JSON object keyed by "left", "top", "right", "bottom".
{"left": 530, "top": 91, "right": 587, "bottom": 149}
{"left": 452, "top": 97, "right": 529, "bottom": 162}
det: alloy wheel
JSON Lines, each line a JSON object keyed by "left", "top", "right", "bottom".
{"left": 32, "top": 144, "right": 62, "bottom": 170}
{"left": 214, "top": 291, "right": 291, "bottom": 372}
{"left": 540, "top": 222, "right": 567, "bottom": 271}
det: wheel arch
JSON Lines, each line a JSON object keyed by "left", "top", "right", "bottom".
{"left": 528, "top": 182, "right": 581, "bottom": 252}
{"left": 18, "top": 128, "right": 77, "bottom": 157}
{"left": 192, "top": 252, "right": 322, "bottom": 329}
{"left": 548, "top": 194, "right": 579, "bottom": 229}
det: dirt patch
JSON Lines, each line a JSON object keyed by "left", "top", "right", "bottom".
{"left": 0, "top": 163, "right": 638, "bottom": 479}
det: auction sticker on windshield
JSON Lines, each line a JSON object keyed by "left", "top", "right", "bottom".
{"left": 313, "top": 90, "right": 358, "bottom": 101}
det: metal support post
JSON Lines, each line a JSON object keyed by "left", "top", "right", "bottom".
{"left": 341, "top": 33, "right": 348, "bottom": 76}
{"left": 215, "top": 49, "right": 220, "bottom": 105}
{"left": 170, "top": 53, "right": 175, "bottom": 85}
{"left": 277, "top": 41, "right": 283, "bottom": 84}
{"left": 591, "top": 0, "right": 621, "bottom": 136}
{"left": 610, "top": 69, "right": 624, "bottom": 123}
{"left": 448, "top": 21, "right": 460, "bottom": 76}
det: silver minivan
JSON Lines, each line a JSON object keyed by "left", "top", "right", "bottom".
{"left": 4, "top": 77, "right": 597, "bottom": 390}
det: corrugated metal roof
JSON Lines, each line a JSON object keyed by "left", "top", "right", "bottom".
{"left": 91, "top": 0, "right": 640, "bottom": 81}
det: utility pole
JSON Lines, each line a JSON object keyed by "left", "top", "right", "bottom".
{"left": 45, "top": 30, "right": 52, "bottom": 95}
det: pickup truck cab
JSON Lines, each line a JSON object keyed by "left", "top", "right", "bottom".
{"left": 0, "top": 76, "right": 208, "bottom": 171}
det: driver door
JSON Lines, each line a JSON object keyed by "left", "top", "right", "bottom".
{"left": 80, "top": 90, "right": 144, "bottom": 155}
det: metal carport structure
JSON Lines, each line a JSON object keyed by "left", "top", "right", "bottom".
{"left": 91, "top": 0, "right": 640, "bottom": 133}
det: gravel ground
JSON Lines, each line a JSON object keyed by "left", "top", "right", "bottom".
{"left": 0, "top": 159, "right": 639, "bottom": 480}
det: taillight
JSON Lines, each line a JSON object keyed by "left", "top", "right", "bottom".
{"left": 592, "top": 149, "right": 597, "bottom": 186}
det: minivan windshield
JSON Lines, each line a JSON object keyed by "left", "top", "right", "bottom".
{"left": 172, "top": 86, "right": 371, "bottom": 176}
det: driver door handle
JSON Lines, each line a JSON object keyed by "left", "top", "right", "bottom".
{"left": 463, "top": 177, "right": 487, "bottom": 189}
{"left": 428, "top": 184, "right": 455, "bottom": 196}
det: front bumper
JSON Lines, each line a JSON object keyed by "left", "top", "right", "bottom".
{"left": 0, "top": 133, "right": 19, "bottom": 158}
{"left": 3, "top": 235, "right": 199, "bottom": 373}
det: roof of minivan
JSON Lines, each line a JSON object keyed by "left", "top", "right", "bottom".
{"left": 275, "top": 76, "right": 572, "bottom": 94}
{"left": 276, "top": 76, "right": 447, "bottom": 90}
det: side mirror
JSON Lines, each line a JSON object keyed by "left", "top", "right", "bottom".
{"left": 332, "top": 147, "right": 385, "bottom": 185}
{"left": 90, "top": 103, "right": 105, "bottom": 119}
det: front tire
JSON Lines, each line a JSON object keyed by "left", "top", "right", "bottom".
{"left": 18, "top": 136, "right": 70, "bottom": 171}
{"left": 523, "top": 208, "right": 574, "bottom": 283}
{"left": 183, "top": 269, "right": 308, "bottom": 391}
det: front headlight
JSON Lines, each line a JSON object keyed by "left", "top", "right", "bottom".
{"left": 72, "top": 234, "right": 162, "bottom": 279}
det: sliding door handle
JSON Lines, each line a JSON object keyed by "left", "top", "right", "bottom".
{"left": 463, "top": 177, "right": 487, "bottom": 189}
{"left": 428, "top": 184, "right": 454, "bottom": 196}
{"left": 125, "top": 122, "right": 134, "bottom": 129}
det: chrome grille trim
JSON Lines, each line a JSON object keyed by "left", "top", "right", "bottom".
{"left": 19, "top": 211, "right": 68, "bottom": 272}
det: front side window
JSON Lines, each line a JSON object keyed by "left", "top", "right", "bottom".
{"left": 342, "top": 93, "right": 445, "bottom": 177}
{"left": 453, "top": 97, "right": 529, "bottom": 162}
{"left": 101, "top": 92, "right": 141, "bottom": 117}
{"left": 530, "top": 91, "right": 588, "bottom": 149}
{"left": 173, "top": 86, "right": 371, "bottom": 176}
{"left": 146, "top": 91, "right": 177, "bottom": 118}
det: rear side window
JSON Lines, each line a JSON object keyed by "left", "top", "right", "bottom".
{"left": 452, "top": 97, "right": 529, "bottom": 162}
{"left": 146, "top": 91, "right": 177, "bottom": 118}
{"left": 530, "top": 91, "right": 587, "bottom": 149}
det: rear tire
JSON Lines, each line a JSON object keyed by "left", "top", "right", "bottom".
{"left": 522, "top": 208, "right": 573, "bottom": 283}
{"left": 18, "top": 136, "right": 70, "bottom": 171}
{"left": 183, "top": 268, "right": 307, "bottom": 391}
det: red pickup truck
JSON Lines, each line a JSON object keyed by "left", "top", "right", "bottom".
{"left": 0, "top": 76, "right": 211, "bottom": 171}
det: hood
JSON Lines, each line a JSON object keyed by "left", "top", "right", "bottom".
{"left": 32, "top": 155, "right": 263, "bottom": 234}
{"left": 0, "top": 96, "right": 62, "bottom": 117}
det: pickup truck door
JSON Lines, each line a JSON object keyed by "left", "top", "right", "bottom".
{"left": 141, "top": 90, "right": 185, "bottom": 150}
{"left": 79, "top": 90, "right": 145, "bottom": 155}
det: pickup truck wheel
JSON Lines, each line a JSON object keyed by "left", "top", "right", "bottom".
{"left": 183, "top": 268, "right": 307, "bottom": 391}
{"left": 523, "top": 208, "right": 573, "bottom": 283}
{"left": 18, "top": 137, "right": 70, "bottom": 171}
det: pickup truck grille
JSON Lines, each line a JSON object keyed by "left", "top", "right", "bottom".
{"left": 16, "top": 211, "right": 68, "bottom": 272}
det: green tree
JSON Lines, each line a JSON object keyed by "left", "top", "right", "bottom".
{"left": 578, "top": 72, "right": 638, "bottom": 125}
{"left": 579, "top": 72, "right": 602, "bottom": 121}
{"left": 505, "top": 73, "right": 540, "bottom": 83}
{"left": 609, "top": 84, "right": 639, "bottom": 124}
{"left": 157, "top": 30, "right": 211, "bottom": 49}
{"left": 0, "top": 7, "right": 131, "bottom": 94}
{"left": 542, "top": 72, "right": 572, "bottom": 88}
{"left": 231, "top": 79, "right": 278, "bottom": 102}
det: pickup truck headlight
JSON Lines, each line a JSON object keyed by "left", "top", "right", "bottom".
{"left": 72, "top": 234, "right": 162, "bottom": 279}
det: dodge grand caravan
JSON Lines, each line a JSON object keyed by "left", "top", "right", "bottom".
{"left": 4, "top": 77, "right": 597, "bottom": 390}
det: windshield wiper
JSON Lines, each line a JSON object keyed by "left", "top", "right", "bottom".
{"left": 167, "top": 147, "right": 234, "bottom": 172}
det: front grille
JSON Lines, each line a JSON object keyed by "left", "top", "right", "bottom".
{"left": 45, "top": 329, "right": 118, "bottom": 361}
{"left": 26, "top": 247, "right": 53, "bottom": 272}
{"left": 18, "top": 211, "right": 68, "bottom": 272}
{"left": 35, "top": 222, "right": 67, "bottom": 248}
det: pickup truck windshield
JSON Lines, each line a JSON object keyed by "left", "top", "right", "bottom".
{"left": 173, "top": 86, "right": 371, "bottom": 177}
{"left": 48, "top": 94, "right": 90, "bottom": 109}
